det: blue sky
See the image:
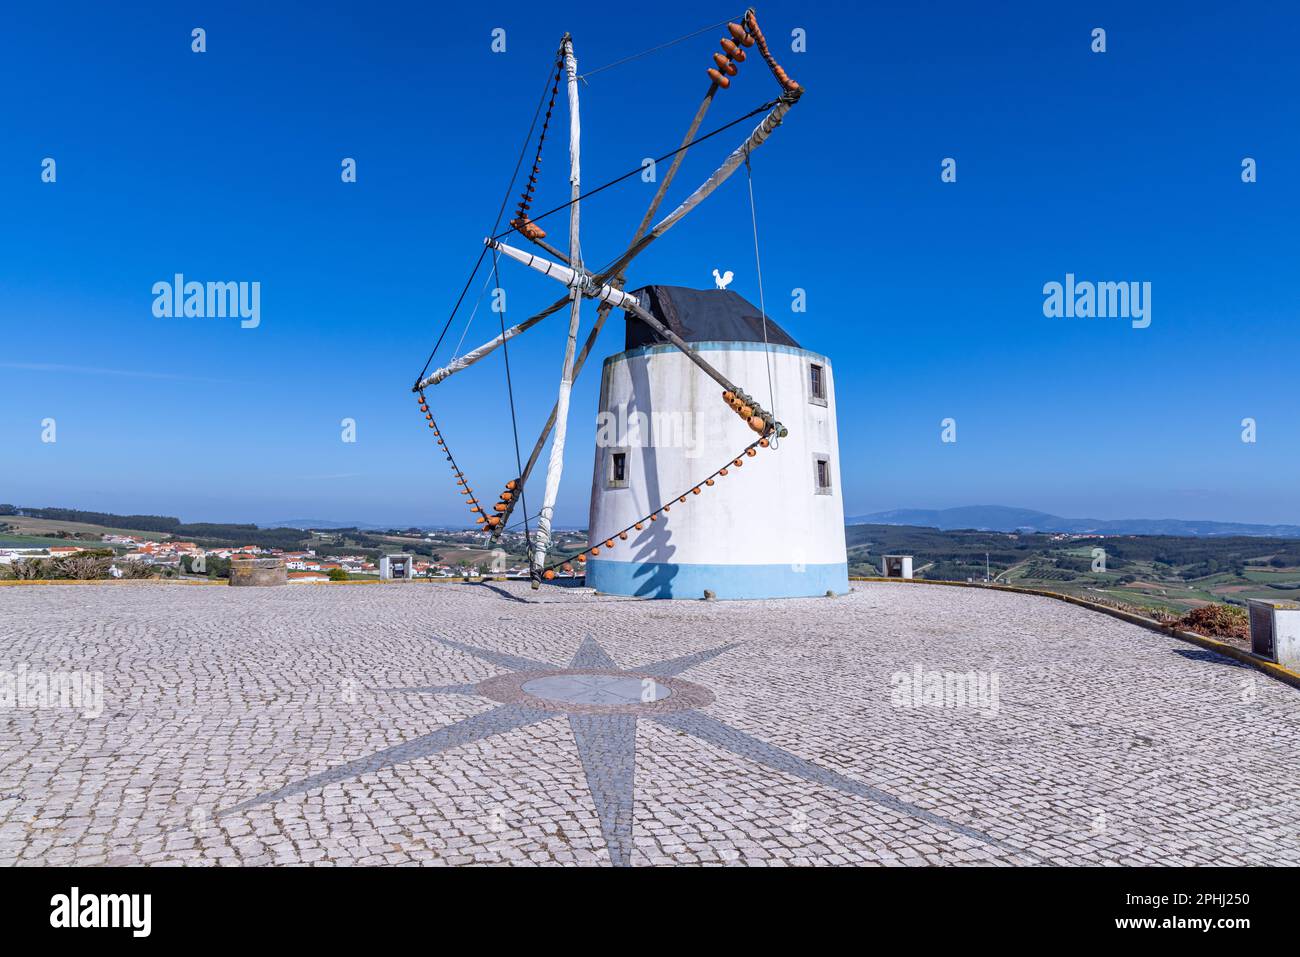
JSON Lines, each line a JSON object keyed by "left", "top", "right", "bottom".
{"left": 1, "top": 1, "right": 1296, "bottom": 527}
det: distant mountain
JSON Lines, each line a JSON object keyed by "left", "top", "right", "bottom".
{"left": 264, "top": 519, "right": 587, "bottom": 533}
{"left": 847, "top": 505, "right": 1300, "bottom": 539}
{"left": 263, "top": 519, "right": 392, "bottom": 531}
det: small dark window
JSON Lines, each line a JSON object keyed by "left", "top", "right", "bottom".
{"left": 814, "top": 457, "right": 832, "bottom": 493}
{"left": 612, "top": 452, "right": 627, "bottom": 483}
{"left": 809, "top": 363, "right": 826, "bottom": 401}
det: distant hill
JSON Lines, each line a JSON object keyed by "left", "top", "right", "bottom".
{"left": 848, "top": 505, "right": 1300, "bottom": 539}
{"left": 264, "top": 519, "right": 391, "bottom": 531}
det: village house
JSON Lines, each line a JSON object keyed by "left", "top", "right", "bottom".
{"left": 46, "top": 546, "right": 87, "bottom": 558}
{"left": 287, "top": 571, "right": 330, "bottom": 584}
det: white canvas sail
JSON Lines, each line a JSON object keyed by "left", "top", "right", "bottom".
{"left": 530, "top": 36, "right": 583, "bottom": 582}
{"left": 486, "top": 239, "right": 640, "bottom": 310}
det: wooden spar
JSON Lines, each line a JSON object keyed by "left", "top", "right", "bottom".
{"left": 529, "top": 34, "right": 582, "bottom": 584}
{"left": 630, "top": 83, "right": 720, "bottom": 248}
{"left": 530, "top": 236, "right": 571, "bottom": 265}
{"left": 491, "top": 84, "right": 720, "bottom": 538}
{"left": 485, "top": 239, "right": 638, "bottom": 310}
{"left": 625, "top": 90, "right": 799, "bottom": 260}
{"left": 413, "top": 89, "right": 800, "bottom": 391}
{"left": 490, "top": 239, "right": 750, "bottom": 401}
{"left": 621, "top": 295, "right": 745, "bottom": 396}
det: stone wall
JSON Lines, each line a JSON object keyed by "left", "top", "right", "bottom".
{"left": 229, "top": 558, "right": 287, "bottom": 587}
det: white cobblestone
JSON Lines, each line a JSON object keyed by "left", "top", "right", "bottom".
{"left": 0, "top": 580, "right": 1297, "bottom": 865}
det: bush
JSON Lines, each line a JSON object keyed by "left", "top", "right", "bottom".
{"left": 4, "top": 559, "right": 52, "bottom": 579}
{"left": 0, "top": 556, "right": 115, "bottom": 580}
{"left": 327, "top": 568, "right": 350, "bottom": 582}
{"left": 51, "top": 556, "right": 113, "bottom": 580}
{"left": 115, "top": 561, "right": 157, "bottom": 579}
{"left": 1178, "top": 603, "right": 1249, "bottom": 640}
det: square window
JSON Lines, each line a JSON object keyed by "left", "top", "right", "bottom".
{"left": 607, "top": 450, "right": 629, "bottom": 489}
{"left": 813, "top": 455, "right": 832, "bottom": 494}
{"left": 809, "top": 362, "right": 827, "bottom": 404}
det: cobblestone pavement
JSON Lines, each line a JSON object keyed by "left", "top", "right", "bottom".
{"left": 2, "top": 580, "right": 1299, "bottom": 866}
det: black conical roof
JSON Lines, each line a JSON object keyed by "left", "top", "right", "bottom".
{"left": 623, "top": 285, "right": 800, "bottom": 350}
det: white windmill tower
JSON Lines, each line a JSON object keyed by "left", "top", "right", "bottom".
{"left": 585, "top": 285, "right": 847, "bottom": 599}
{"left": 409, "top": 12, "right": 829, "bottom": 597}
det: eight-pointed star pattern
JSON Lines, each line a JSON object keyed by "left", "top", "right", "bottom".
{"left": 217, "top": 635, "right": 1043, "bottom": 866}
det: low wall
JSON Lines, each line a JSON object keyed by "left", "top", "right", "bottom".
{"left": 229, "top": 558, "right": 287, "bottom": 587}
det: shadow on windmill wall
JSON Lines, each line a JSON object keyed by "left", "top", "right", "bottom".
{"left": 625, "top": 355, "right": 677, "bottom": 599}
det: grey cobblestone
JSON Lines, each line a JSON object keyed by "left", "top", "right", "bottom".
{"left": 1, "top": 580, "right": 1298, "bottom": 865}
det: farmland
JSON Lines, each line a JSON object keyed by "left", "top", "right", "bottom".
{"left": 846, "top": 524, "right": 1300, "bottom": 617}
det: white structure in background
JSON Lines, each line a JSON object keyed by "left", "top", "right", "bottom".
{"left": 0, "top": 548, "right": 47, "bottom": 565}
{"left": 587, "top": 285, "right": 847, "bottom": 599}
{"left": 379, "top": 554, "right": 413, "bottom": 580}
{"left": 1249, "top": 599, "right": 1300, "bottom": 670}
{"left": 882, "top": 554, "right": 914, "bottom": 579}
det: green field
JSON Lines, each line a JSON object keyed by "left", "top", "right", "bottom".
{"left": 9, "top": 506, "right": 1298, "bottom": 621}
{"left": 0, "top": 534, "right": 134, "bottom": 552}
{"left": 847, "top": 524, "right": 1300, "bottom": 618}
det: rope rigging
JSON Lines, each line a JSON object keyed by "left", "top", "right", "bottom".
{"left": 539, "top": 432, "right": 779, "bottom": 578}
{"left": 745, "top": 148, "right": 778, "bottom": 448}
{"left": 412, "top": 49, "right": 563, "bottom": 388}
{"left": 491, "top": 246, "right": 533, "bottom": 549}
{"left": 510, "top": 55, "right": 564, "bottom": 242}
{"left": 407, "top": 9, "right": 805, "bottom": 584}
{"left": 490, "top": 99, "right": 777, "bottom": 245}
{"left": 449, "top": 264, "right": 501, "bottom": 360}
{"left": 576, "top": 16, "right": 743, "bottom": 82}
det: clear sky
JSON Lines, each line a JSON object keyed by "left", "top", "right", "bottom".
{"left": 2, "top": 1, "right": 1296, "bottom": 527}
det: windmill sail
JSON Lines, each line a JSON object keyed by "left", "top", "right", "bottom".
{"left": 410, "top": 9, "right": 805, "bottom": 583}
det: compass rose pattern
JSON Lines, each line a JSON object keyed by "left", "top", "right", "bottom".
{"left": 218, "top": 634, "right": 1041, "bottom": 866}
{"left": 7, "top": 581, "right": 1300, "bottom": 866}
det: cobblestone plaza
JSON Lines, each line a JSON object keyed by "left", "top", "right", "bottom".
{"left": 2, "top": 581, "right": 1297, "bottom": 866}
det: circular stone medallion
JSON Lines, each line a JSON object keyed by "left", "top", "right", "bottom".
{"left": 522, "top": 673, "right": 673, "bottom": 705}
{"left": 477, "top": 668, "right": 713, "bottom": 715}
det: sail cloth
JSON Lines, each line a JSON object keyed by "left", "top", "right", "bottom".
{"left": 415, "top": 92, "right": 801, "bottom": 391}
{"left": 643, "top": 94, "right": 797, "bottom": 241}
{"left": 530, "top": 37, "right": 584, "bottom": 578}
{"left": 487, "top": 240, "right": 641, "bottom": 311}
{"left": 488, "top": 86, "right": 724, "bottom": 538}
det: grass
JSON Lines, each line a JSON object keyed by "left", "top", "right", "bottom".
{"left": 0, "top": 534, "right": 85, "bottom": 548}
{"left": 2, "top": 516, "right": 169, "bottom": 540}
{"left": 0, "top": 534, "right": 134, "bottom": 552}
{"left": 1242, "top": 567, "right": 1300, "bottom": 582}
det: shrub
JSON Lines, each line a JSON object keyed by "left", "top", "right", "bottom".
{"left": 51, "top": 556, "right": 113, "bottom": 580}
{"left": 327, "top": 568, "right": 350, "bottom": 582}
{"left": 1178, "top": 603, "right": 1249, "bottom": 640}
{"left": 2, "top": 559, "right": 49, "bottom": 580}
{"left": 115, "top": 561, "right": 157, "bottom": 579}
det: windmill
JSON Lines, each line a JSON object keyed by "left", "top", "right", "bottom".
{"left": 411, "top": 10, "right": 846, "bottom": 597}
